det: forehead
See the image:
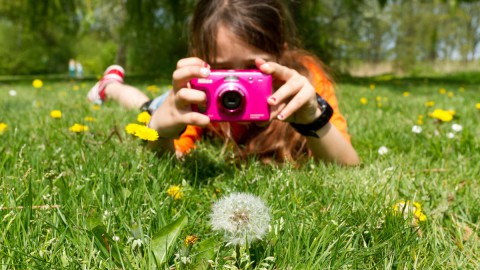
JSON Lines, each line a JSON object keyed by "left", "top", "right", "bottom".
{"left": 214, "top": 25, "right": 272, "bottom": 67}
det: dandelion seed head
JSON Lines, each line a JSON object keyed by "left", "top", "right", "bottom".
{"left": 378, "top": 146, "right": 388, "bottom": 155}
{"left": 451, "top": 124, "right": 463, "bottom": 133}
{"left": 210, "top": 192, "right": 270, "bottom": 245}
{"left": 411, "top": 125, "right": 422, "bottom": 134}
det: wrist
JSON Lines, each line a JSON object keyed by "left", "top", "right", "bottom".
{"left": 290, "top": 94, "right": 333, "bottom": 138}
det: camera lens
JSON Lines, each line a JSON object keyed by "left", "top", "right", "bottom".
{"left": 220, "top": 90, "right": 243, "bottom": 110}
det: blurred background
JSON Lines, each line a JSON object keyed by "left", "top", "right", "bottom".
{"left": 0, "top": 0, "right": 479, "bottom": 78}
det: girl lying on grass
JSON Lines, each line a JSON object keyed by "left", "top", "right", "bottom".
{"left": 87, "top": 0, "right": 359, "bottom": 165}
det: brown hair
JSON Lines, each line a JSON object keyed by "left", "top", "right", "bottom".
{"left": 189, "top": 0, "right": 331, "bottom": 163}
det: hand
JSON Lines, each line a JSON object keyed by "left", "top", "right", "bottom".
{"left": 255, "top": 58, "right": 321, "bottom": 124}
{"left": 149, "top": 57, "right": 211, "bottom": 138}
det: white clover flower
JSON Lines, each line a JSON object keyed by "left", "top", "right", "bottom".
{"left": 451, "top": 124, "right": 463, "bottom": 133}
{"left": 210, "top": 192, "right": 270, "bottom": 246}
{"left": 9, "top": 90, "right": 17, "bottom": 96}
{"left": 132, "top": 239, "right": 143, "bottom": 249}
{"left": 378, "top": 146, "right": 388, "bottom": 155}
{"left": 112, "top": 235, "right": 120, "bottom": 242}
{"left": 447, "top": 132, "right": 455, "bottom": 139}
{"left": 411, "top": 125, "right": 422, "bottom": 134}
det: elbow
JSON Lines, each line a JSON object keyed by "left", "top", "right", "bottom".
{"left": 339, "top": 153, "right": 361, "bottom": 166}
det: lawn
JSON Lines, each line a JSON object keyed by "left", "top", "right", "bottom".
{"left": 0, "top": 76, "right": 479, "bottom": 269}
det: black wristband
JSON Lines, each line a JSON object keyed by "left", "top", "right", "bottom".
{"left": 290, "top": 94, "right": 333, "bottom": 138}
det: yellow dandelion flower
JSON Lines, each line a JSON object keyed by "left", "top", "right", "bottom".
{"left": 72, "top": 85, "right": 80, "bottom": 91}
{"left": 417, "top": 114, "right": 424, "bottom": 125}
{"left": 69, "top": 123, "right": 89, "bottom": 132}
{"left": 360, "top": 97, "right": 368, "bottom": 105}
{"left": 413, "top": 201, "right": 422, "bottom": 211}
{"left": 146, "top": 85, "right": 159, "bottom": 93}
{"left": 439, "top": 88, "right": 446, "bottom": 94}
{"left": 393, "top": 200, "right": 427, "bottom": 222}
{"left": 424, "top": 101, "right": 435, "bottom": 107}
{"left": 125, "top": 123, "right": 142, "bottom": 135}
{"left": 416, "top": 212, "right": 427, "bottom": 222}
{"left": 135, "top": 125, "right": 159, "bottom": 141}
{"left": 50, "top": 110, "right": 62, "bottom": 119}
{"left": 403, "top": 91, "right": 410, "bottom": 97}
{"left": 167, "top": 185, "right": 183, "bottom": 200}
{"left": 377, "top": 103, "right": 383, "bottom": 108}
{"left": 137, "top": 111, "right": 151, "bottom": 124}
{"left": 447, "top": 92, "right": 454, "bottom": 98}
{"left": 369, "top": 84, "right": 375, "bottom": 90}
{"left": 476, "top": 103, "right": 480, "bottom": 109}
{"left": 32, "top": 79, "right": 43, "bottom": 89}
{"left": 446, "top": 110, "right": 456, "bottom": 116}
{"left": 0, "top": 123, "right": 7, "bottom": 134}
{"left": 84, "top": 116, "right": 96, "bottom": 122}
{"left": 92, "top": 105, "right": 101, "bottom": 111}
{"left": 184, "top": 235, "right": 199, "bottom": 246}
{"left": 376, "top": 96, "right": 382, "bottom": 102}
{"left": 429, "top": 109, "right": 454, "bottom": 122}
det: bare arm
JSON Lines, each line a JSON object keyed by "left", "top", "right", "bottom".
{"left": 147, "top": 58, "right": 211, "bottom": 154}
{"left": 306, "top": 123, "right": 360, "bottom": 165}
{"left": 256, "top": 58, "right": 360, "bottom": 166}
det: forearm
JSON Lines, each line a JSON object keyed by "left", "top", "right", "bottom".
{"left": 306, "top": 123, "right": 360, "bottom": 166}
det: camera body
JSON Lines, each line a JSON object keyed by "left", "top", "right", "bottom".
{"left": 190, "top": 70, "right": 272, "bottom": 121}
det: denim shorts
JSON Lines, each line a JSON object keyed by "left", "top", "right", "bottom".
{"left": 142, "top": 91, "right": 170, "bottom": 114}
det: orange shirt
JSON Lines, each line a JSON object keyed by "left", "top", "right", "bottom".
{"left": 173, "top": 59, "right": 351, "bottom": 153}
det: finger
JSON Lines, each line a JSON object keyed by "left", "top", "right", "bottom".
{"left": 268, "top": 74, "right": 307, "bottom": 106}
{"left": 277, "top": 86, "right": 315, "bottom": 121}
{"left": 175, "top": 88, "right": 207, "bottom": 108}
{"left": 256, "top": 58, "right": 297, "bottom": 82}
{"left": 172, "top": 65, "right": 210, "bottom": 91}
{"left": 269, "top": 102, "right": 286, "bottom": 121}
{"left": 180, "top": 111, "right": 210, "bottom": 127}
{"left": 176, "top": 57, "right": 209, "bottom": 69}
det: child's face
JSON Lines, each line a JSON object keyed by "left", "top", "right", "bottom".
{"left": 213, "top": 25, "right": 275, "bottom": 70}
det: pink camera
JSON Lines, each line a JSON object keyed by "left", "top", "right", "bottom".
{"left": 190, "top": 70, "right": 272, "bottom": 121}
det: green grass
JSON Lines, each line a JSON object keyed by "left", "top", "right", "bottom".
{"left": 1, "top": 77, "right": 479, "bottom": 269}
